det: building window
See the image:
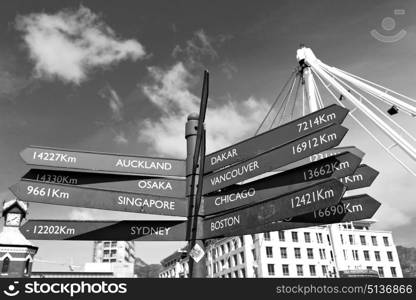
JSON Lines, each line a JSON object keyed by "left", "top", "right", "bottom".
{"left": 280, "top": 247, "right": 287, "bottom": 259}
{"left": 378, "top": 267, "right": 384, "bottom": 278}
{"left": 268, "top": 264, "right": 275, "bottom": 276}
{"left": 375, "top": 251, "right": 381, "bottom": 261}
{"left": 327, "top": 234, "right": 331, "bottom": 246}
{"left": 264, "top": 232, "right": 271, "bottom": 241}
{"left": 234, "top": 271, "right": 239, "bottom": 278}
{"left": 322, "top": 265, "right": 327, "bottom": 276}
{"left": 340, "top": 234, "right": 344, "bottom": 244}
{"left": 221, "top": 245, "right": 225, "bottom": 256}
{"left": 343, "top": 249, "right": 348, "bottom": 260}
{"left": 233, "top": 254, "right": 238, "bottom": 266}
{"left": 387, "top": 251, "right": 393, "bottom": 261}
{"left": 1, "top": 257, "right": 10, "bottom": 274}
{"left": 104, "top": 241, "right": 110, "bottom": 247}
{"left": 364, "top": 250, "right": 370, "bottom": 261}
{"left": 278, "top": 231, "right": 285, "bottom": 242}
{"left": 282, "top": 264, "right": 289, "bottom": 276}
{"left": 240, "top": 236, "right": 244, "bottom": 246}
{"left": 371, "top": 236, "right": 378, "bottom": 246}
{"left": 307, "top": 248, "right": 314, "bottom": 259}
{"left": 304, "top": 232, "right": 311, "bottom": 243}
{"left": 294, "top": 248, "right": 301, "bottom": 259}
{"left": 266, "top": 247, "right": 273, "bottom": 258}
{"left": 252, "top": 249, "right": 257, "bottom": 261}
{"left": 296, "top": 265, "right": 303, "bottom": 276}
{"left": 240, "top": 252, "right": 245, "bottom": 264}
{"left": 251, "top": 234, "right": 256, "bottom": 243}
{"left": 352, "top": 250, "right": 359, "bottom": 261}
{"left": 391, "top": 267, "right": 397, "bottom": 277}
{"left": 367, "top": 266, "right": 372, "bottom": 270}
{"left": 360, "top": 235, "right": 366, "bottom": 245}
{"left": 316, "top": 233, "right": 323, "bottom": 244}
{"left": 24, "top": 259, "right": 30, "bottom": 275}
{"left": 292, "top": 232, "right": 298, "bottom": 242}
{"left": 309, "top": 265, "right": 316, "bottom": 276}
{"left": 349, "top": 234, "right": 355, "bottom": 245}
{"left": 228, "top": 241, "right": 233, "bottom": 252}
{"left": 383, "top": 237, "right": 390, "bottom": 246}
{"left": 319, "top": 249, "right": 326, "bottom": 260}
{"left": 240, "top": 268, "right": 246, "bottom": 278}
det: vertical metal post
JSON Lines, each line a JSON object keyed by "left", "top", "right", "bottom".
{"left": 185, "top": 114, "right": 207, "bottom": 278}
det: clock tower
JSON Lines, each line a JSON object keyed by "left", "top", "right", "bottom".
{"left": 0, "top": 199, "right": 38, "bottom": 277}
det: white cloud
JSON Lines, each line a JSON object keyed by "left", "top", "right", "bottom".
{"left": 139, "top": 62, "right": 268, "bottom": 158}
{"left": 113, "top": 131, "right": 128, "bottom": 145}
{"left": 68, "top": 209, "right": 95, "bottom": 221}
{"left": 15, "top": 6, "right": 146, "bottom": 84}
{"left": 99, "top": 84, "right": 123, "bottom": 121}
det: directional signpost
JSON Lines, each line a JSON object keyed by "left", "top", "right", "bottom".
{"left": 203, "top": 179, "right": 346, "bottom": 239}
{"left": 205, "top": 104, "right": 349, "bottom": 173}
{"left": 10, "top": 181, "right": 188, "bottom": 217}
{"left": 8, "top": 71, "right": 385, "bottom": 279}
{"left": 204, "top": 151, "right": 361, "bottom": 216}
{"left": 203, "top": 124, "right": 348, "bottom": 194}
{"left": 340, "top": 164, "right": 379, "bottom": 190}
{"left": 20, "top": 220, "right": 188, "bottom": 241}
{"left": 213, "top": 194, "right": 381, "bottom": 238}
{"left": 20, "top": 147, "right": 186, "bottom": 177}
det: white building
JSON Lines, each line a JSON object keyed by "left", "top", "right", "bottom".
{"left": 159, "top": 220, "right": 402, "bottom": 278}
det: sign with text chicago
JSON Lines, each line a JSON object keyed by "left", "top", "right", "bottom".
{"left": 203, "top": 124, "right": 348, "bottom": 194}
{"left": 203, "top": 151, "right": 361, "bottom": 216}
{"left": 205, "top": 104, "right": 349, "bottom": 173}
{"left": 203, "top": 179, "right": 345, "bottom": 239}
{"left": 20, "top": 147, "right": 186, "bottom": 177}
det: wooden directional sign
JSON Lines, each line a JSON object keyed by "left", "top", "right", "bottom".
{"left": 205, "top": 104, "right": 349, "bottom": 173}
{"left": 20, "top": 220, "right": 188, "bottom": 241}
{"left": 202, "top": 179, "right": 345, "bottom": 239}
{"left": 21, "top": 169, "right": 186, "bottom": 198}
{"left": 214, "top": 194, "right": 381, "bottom": 238}
{"left": 340, "top": 164, "right": 379, "bottom": 190}
{"left": 10, "top": 181, "right": 188, "bottom": 217}
{"left": 279, "top": 146, "right": 365, "bottom": 172}
{"left": 203, "top": 124, "right": 348, "bottom": 194}
{"left": 20, "top": 147, "right": 186, "bottom": 177}
{"left": 203, "top": 151, "right": 361, "bottom": 216}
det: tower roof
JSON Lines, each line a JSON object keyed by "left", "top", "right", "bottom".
{"left": 2, "top": 199, "right": 28, "bottom": 216}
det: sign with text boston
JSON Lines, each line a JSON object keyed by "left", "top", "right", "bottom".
{"left": 203, "top": 178, "right": 345, "bottom": 239}
{"left": 218, "top": 194, "right": 381, "bottom": 238}
{"left": 339, "top": 164, "right": 379, "bottom": 190}
{"left": 10, "top": 180, "right": 187, "bottom": 217}
{"left": 203, "top": 124, "right": 348, "bottom": 194}
{"left": 20, "top": 147, "right": 185, "bottom": 177}
{"left": 205, "top": 104, "right": 348, "bottom": 173}
{"left": 20, "top": 220, "right": 188, "bottom": 241}
{"left": 21, "top": 169, "right": 186, "bottom": 198}
{"left": 203, "top": 151, "right": 362, "bottom": 216}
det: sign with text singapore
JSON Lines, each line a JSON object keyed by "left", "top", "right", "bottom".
{"left": 20, "top": 147, "right": 186, "bottom": 177}
{"left": 203, "top": 124, "right": 348, "bottom": 194}
{"left": 203, "top": 179, "right": 346, "bottom": 239}
{"left": 10, "top": 181, "right": 188, "bottom": 217}
{"left": 203, "top": 151, "right": 361, "bottom": 216}
{"left": 205, "top": 104, "right": 349, "bottom": 173}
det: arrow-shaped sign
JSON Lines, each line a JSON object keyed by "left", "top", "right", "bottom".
{"left": 205, "top": 104, "right": 349, "bottom": 173}
{"left": 216, "top": 194, "right": 380, "bottom": 238}
{"left": 20, "top": 147, "right": 186, "bottom": 177}
{"left": 21, "top": 169, "right": 186, "bottom": 198}
{"left": 340, "top": 164, "right": 379, "bottom": 190}
{"left": 20, "top": 220, "right": 188, "bottom": 241}
{"left": 203, "top": 151, "right": 361, "bottom": 216}
{"left": 203, "top": 124, "right": 348, "bottom": 194}
{"left": 202, "top": 179, "right": 345, "bottom": 239}
{"left": 10, "top": 181, "right": 188, "bottom": 217}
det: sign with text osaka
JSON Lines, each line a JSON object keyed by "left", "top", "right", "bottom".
{"left": 20, "top": 147, "right": 186, "bottom": 177}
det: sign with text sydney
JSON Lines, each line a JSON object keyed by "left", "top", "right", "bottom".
{"left": 10, "top": 181, "right": 188, "bottom": 217}
{"left": 20, "top": 147, "right": 186, "bottom": 177}
{"left": 20, "top": 220, "right": 188, "bottom": 241}
{"left": 203, "top": 179, "right": 346, "bottom": 239}
{"left": 203, "top": 124, "right": 348, "bottom": 194}
{"left": 204, "top": 151, "right": 361, "bottom": 216}
{"left": 205, "top": 104, "right": 348, "bottom": 173}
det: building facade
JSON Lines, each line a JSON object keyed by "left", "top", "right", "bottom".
{"left": 92, "top": 241, "right": 135, "bottom": 264}
{"left": 159, "top": 220, "right": 402, "bottom": 278}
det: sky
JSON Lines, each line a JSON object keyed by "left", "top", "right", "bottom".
{"left": 0, "top": 0, "right": 416, "bottom": 271}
